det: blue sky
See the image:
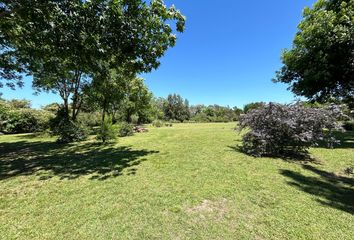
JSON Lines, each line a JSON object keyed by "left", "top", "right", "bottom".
{"left": 1, "top": 0, "right": 316, "bottom": 109}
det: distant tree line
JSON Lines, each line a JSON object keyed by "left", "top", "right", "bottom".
{"left": 0, "top": 93, "right": 268, "bottom": 134}
{"left": 147, "top": 94, "right": 245, "bottom": 123}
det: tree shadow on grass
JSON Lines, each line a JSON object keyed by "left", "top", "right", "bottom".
{"left": 314, "top": 131, "right": 354, "bottom": 149}
{"left": 228, "top": 143, "right": 354, "bottom": 214}
{"left": 280, "top": 164, "right": 354, "bottom": 215}
{"left": 333, "top": 131, "right": 354, "bottom": 149}
{"left": 227, "top": 145, "right": 319, "bottom": 164}
{"left": 0, "top": 140, "right": 158, "bottom": 181}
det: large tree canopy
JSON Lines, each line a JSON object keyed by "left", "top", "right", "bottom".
{"left": 0, "top": 0, "right": 185, "bottom": 118}
{"left": 274, "top": 0, "right": 354, "bottom": 103}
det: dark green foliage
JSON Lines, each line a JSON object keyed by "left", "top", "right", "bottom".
{"left": 50, "top": 109, "right": 88, "bottom": 143}
{"left": 118, "top": 122, "right": 134, "bottom": 137}
{"left": 87, "top": 73, "right": 154, "bottom": 125}
{"left": 77, "top": 112, "right": 101, "bottom": 127}
{"left": 122, "top": 78, "right": 153, "bottom": 124}
{"left": 274, "top": 0, "right": 354, "bottom": 104}
{"left": 343, "top": 121, "right": 354, "bottom": 131}
{"left": 53, "top": 119, "right": 88, "bottom": 143}
{"left": 239, "top": 103, "right": 342, "bottom": 157}
{"left": 1, "top": 0, "right": 185, "bottom": 121}
{"left": 97, "top": 118, "right": 118, "bottom": 143}
{"left": 5, "top": 109, "right": 52, "bottom": 134}
{"left": 163, "top": 94, "right": 190, "bottom": 122}
{"left": 0, "top": 99, "right": 53, "bottom": 134}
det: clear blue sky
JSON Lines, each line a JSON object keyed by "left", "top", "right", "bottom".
{"left": 1, "top": 0, "right": 316, "bottom": 109}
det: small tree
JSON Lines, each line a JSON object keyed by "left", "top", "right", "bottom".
{"left": 238, "top": 102, "right": 343, "bottom": 157}
{"left": 97, "top": 117, "right": 117, "bottom": 143}
{"left": 122, "top": 77, "right": 153, "bottom": 124}
{"left": 50, "top": 108, "right": 88, "bottom": 143}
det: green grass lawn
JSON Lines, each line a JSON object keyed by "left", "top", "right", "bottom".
{"left": 0, "top": 123, "right": 353, "bottom": 239}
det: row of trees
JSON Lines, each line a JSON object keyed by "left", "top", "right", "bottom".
{"left": 149, "top": 94, "right": 245, "bottom": 123}
{"left": 0, "top": 92, "right": 267, "bottom": 134}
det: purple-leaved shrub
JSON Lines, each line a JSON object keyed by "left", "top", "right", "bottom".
{"left": 238, "top": 103, "right": 343, "bottom": 157}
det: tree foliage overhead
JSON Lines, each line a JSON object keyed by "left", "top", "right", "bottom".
{"left": 274, "top": 0, "right": 354, "bottom": 103}
{"left": 0, "top": 0, "right": 185, "bottom": 118}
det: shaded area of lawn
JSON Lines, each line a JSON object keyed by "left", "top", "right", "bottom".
{"left": 333, "top": 131, "right": 354, "bottom": 149}
{"left": 231, "top": 130, "right": 354, "bottom": 215}
{"left": 280, "top": 164, "right": 354, "bottom": 215}
{"left": 0, "top": 140, "right": 158, "bottom": 181}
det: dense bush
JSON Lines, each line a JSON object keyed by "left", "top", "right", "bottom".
{"left": 54, "top": 119, "right": 89, "bottom": 143}
{"left": 118, "top": 122, "right": 134, "bottom": 137}
{"left": 77, "top": 112, "right": 101, "bottom": 127}
{"left": 0, "top": 99, "right": 53, "bottom": 134}
{"left": 97, "top": 118, "right": 118, "bottom": 142}
{"left": 152, "top": 119, "right": 164, "bottom": 127}
{"left": 343, "top": 121, "right": 354, "bottom": 131}
{"left": 50, "top": 109, "right": 88, "bottom": 143}
{"left": 6, "top": 109, "right": 53, "bottom": 133}
{"left": 238, "top": 103, "right": 342, "bottom": 157}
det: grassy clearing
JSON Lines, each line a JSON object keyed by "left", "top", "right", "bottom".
{"left": 0, "top": 123, "right": 353, "bottom": 239}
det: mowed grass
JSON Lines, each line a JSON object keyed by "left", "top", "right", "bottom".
{"left": 0, "top": 123, "right": 353, "bottom": 240}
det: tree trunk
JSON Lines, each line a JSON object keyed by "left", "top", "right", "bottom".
{"left": 63, "top": 97, "right": 70, "bottom": 119}
{"left": 71, "top": 71, "right": 82, "bottom": 121}
{"left": 101, "top": 98, "right": 108, "bottom": 143}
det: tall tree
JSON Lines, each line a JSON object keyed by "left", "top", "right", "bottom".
{"left": 86, "top": 67, "right": 132, "bottom": 125}
{"left": 274, "top": 0, "right": 354, "bottom": 104}
{"left": 0, "top": 0, "right": 185, "bottom": 120}
{"left": 164, "top": 94, "right": 190, "bottom": 122}
{"left": 122, "top": 77, "right": 152, "bottom": 123}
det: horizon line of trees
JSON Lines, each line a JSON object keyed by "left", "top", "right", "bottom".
{"left": 0, "top": 92, "right": 267, "bottom": 134}
{"left": 4, "top": 91, "right": 353, "bottom": 134}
